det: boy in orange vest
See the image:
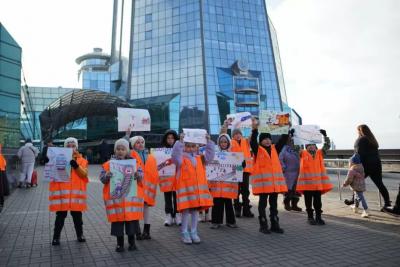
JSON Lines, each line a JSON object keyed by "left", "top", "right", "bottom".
{"left": 100, "top": 138, "right": 143, "bottom": 252}
{"left": 250, "top": 118, "right": 287, "bottom": 234}
{"left": 296, "top": 129, "right": 332, "bottom": 225}
{"left": 171, "top": 132, "right": 215, "bottom": 244}
{"left": 0, "top": 144, "right": 7, "bottom": 212}
{"left": 47, "top": 137, "right": 89, "bottom": 246}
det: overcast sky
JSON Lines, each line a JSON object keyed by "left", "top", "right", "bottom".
{"left": 1, "top": 0, "right": 399, "bottom": 148}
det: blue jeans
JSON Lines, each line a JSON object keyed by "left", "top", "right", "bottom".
{"left": 354, "top": 191, "right": 368, "bottom": 210}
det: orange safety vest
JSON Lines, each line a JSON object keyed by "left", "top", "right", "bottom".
{"left": 231, "top": 137, "right": 253, "bottom": 173}
{"left": 208, "top": 181, "right": 238, "bottom": 199}
{"left": 102, "top": 161, "right": 144, "bottom": 222}
{"left": 130, "top": 151, "right": 159, "bottom": 206}
{"left": 176, "top": 156, "right": 213, "bottom": 211}
{"left": 250, "top": 145, "right": 288, "bottom": 195}
{"left": 0, "top": 153, "right": 6, "bottom": 171}
{"left": 297, "top": 149, "right": 333, "bottom": 194}
{"left": 48, "top": 155, "right": 88, "bottom": 212}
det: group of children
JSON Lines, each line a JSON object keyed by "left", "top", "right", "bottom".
{"left": 41, "top": 116, "right": 374, "bottom": 252}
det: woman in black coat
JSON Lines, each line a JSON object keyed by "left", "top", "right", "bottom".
{"left": 354, "top": 124, "right": 391, "bottom": 208}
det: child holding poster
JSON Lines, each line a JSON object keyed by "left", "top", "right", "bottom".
{"left": 129, "top": 135, "right": 159, "bottom": 240}
{"left": 171, "top": 132, "right": 215, "bottom": 244}
{"left": 100, "top": 139, "right": 143, "bottom": 252}
{"left": 209, "top": 132, "right": 239, "bottom": 229}
{"left": 250, "top": 119, "right": 287, "bottom": 234}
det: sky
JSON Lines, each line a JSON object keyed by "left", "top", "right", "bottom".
{"left": 0, "top": 0, "right": 399, "bottom": 149}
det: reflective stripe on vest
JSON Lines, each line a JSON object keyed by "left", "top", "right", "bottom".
{"left": 176, "top": 184, "right": 209, "bottom": 195}
{"left": 50, "top": 198, "right": 86, "bottom": 205}
{"left": 50, "top": 189, "right": 86, "bottom": 197}
{"left": 298, "top": 172, "right": 327, "bottom": 179}
{"left": 104, "top": 196, "right": 143, "bottom": 206}
{"left": 106, "top": 206, "right": 143, "bottom": 215}
{"left": 210, "top": 187, "right": 238, "bottom": 193}
{"left": 297, "top": 179, "right": 331, "bottom": 185}
{"left": 143, "top": 180, "right": 157, "bottom": 190}
{"left": 250, "top": 172, "right": 284, "bottom": 180}
{"left": 178, "top": 193, "right": 212, "bottom": 203}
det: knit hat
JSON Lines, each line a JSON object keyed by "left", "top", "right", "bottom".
{"left": 129, "top": 136, "right": 145, "bottom": 149}
{"left": 350, "top": 154, "right": 361, "bottom": 164}
{"left": 259, "top": 132, "right": 272, "bottom": 143}
{"left": 64, "top": 137, "right": 78, "bottom": 148}
{"left": 114, "top": 138, "right": 130, "bottom": 152}
{"left": 232, "top": 128, "right": 242, "bottom": 137}
{"left": 217, "top": 134, "right": 231, "bottom": 151}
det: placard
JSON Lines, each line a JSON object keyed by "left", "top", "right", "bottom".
{"left": 292, "top": 125, "right": 322, "bottom": 145}
{"left": 226, "top": 112, "right": 252, "bottom": 129}
{"left": 44, "top": 147, "right": 73, "bottom": 182}
{"left": 109, "top": 159, "right": 137, "bottom": 199}
{"left": 259, "top": 110, "right": 290, "bottom": 134}
{"left": 183, "top": 128, "right": 207, "bottom": 145}
{"left": 151, "top": 148, "right": 176, "bottom": 178}
{"left": 117, "top": 108, "right": 151, "bottom": 132}
{"left": 206, "top": 151, "right": 244, "bottom": 182}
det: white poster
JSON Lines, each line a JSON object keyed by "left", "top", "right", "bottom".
{"left": 117, "top": 108, "right": 151, "bottom": 132}
{"left": 183, "top": 128, "right": 207, "bottom": 145}
{"left": 259, "top": 110, "right": 290, "bottom": 134}
{"left": 292, "top": 125, "right": 322, "bottom": 145}
{"left": 109, "top": 159, "right": 137, "bottom": 199}
{"left": 44, "top": 147, "right": 73, "bottom": 182}
{"left": 206, "top": 151, "right": 244, "bottom": 182}
{"left": 226, "top": 112, "right": 252, "bottom": 129}
{"left": 151, "top": 148, "right": 176, "bottom": 178}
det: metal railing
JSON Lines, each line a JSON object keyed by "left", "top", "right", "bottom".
{"left": 324, "top": 159, "right": 400, "bottom": 206}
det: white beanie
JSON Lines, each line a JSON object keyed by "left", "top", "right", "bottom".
{"left": 114, "top": 138, "right": 130, "bottom": 152}
{"left": 64, "top": 137, "right": 78, "bottom": 148}
{"left": 129, "top": 136, "right": 145, "bottom": 148}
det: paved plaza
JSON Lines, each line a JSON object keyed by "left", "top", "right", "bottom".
{"left": 0, "top": 165, "right": 399, "bottom": 267}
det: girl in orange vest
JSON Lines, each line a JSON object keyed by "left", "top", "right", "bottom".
{"left": 250, "top": 119, "right": 287, "bottom": 234}
{"left": 160, "top": 130, "right": 181, "bottom": 226}
{"left": 296, "top": 129, "right": 332, "bottom": 225}
{"left": 100, "top": 138, "right": 143, "bottom": 252}
{"left": 221, "top": 120, "right": 254, "bottom": 218}
{"left": 171, "top": 133, "right": 215, "bottom": 244}
{"left": 129, "top": 136, "right": 159, "bottom": 240}
{"left": 209, "top": 133, "right": 239, "bottom": 229}
{"left": 0, "top": 144, "right": 7, "bottom": 212}
{"left": 48, "top": 137, "right": 89, "bottom": 246}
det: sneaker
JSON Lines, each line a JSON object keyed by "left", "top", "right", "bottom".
{"left": 351, "top": 205, "right": 358, "bottom": 214}
{"left": 52, "top": 239, "right": 60, "bottom": 246}
{"left": 190, "top": 231, "right": 201, "bottom": 244}
{"left": 226, "top": 223, "right": 238, "bottom": 228}
{"left": 77, "top": 236, "right": 86, "bottom": 243}
{"left": 115, "top": 245, "right": 125, "bottom": 252}
{"left": 361, "top": 210, "right": 369, "bottom": 218}
{"left": 181, "top": 232, "right": 192, "bottom": 244}
{"left": 175, "top": 213, "right": 182, "bottom": 226}
{"left": 210, "top": 223, "right": 221, "bottom": 229}
{"left": 164, "top": 213, "right": 173, "bottom": 226}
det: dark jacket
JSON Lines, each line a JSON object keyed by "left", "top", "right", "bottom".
{"left": 161, "top": 130, "right": 179, "bottom": 148}
{"left": 354, "top": 136, "right": 381, "bottom": 174}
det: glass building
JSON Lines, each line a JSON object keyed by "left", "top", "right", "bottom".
{"left": 0, "top": 22, "right": 22, "bottom": 148}
{"left": 111, "top": 0, "right": 298, "bottom": 135}
{"left": 76, "top": 48, "right": 111, "bottom": 93}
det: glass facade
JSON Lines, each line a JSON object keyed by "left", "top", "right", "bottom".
{"left": 113, "top": 0, "right": 294, "bottom": 135}
{"left": 76, "top": 48, "right": 111, "bottom": 93}
{"left": 0, "top": 23, "right": 21, "bottom": 148}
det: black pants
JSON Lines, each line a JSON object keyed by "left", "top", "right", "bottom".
{"left": 258, "top": 193, "right": 278, "bottom": 218}
{"left": 164, "top": 191, "right": 178, "bottom": 216}
{"left": 304, "top": 191, "right": 322, "bottom": 213}
{"left": 366, "top": 168, "right": 391, "bottom": 205}
{"left": 0, "top": 171, "right": 5, "bottom": 206}
{"left": 212, "top": 198, "right": 236, "bottom": 224}
{"left": 111, "top": 220, "right": 139, "bottom": 236}
{"left": 53, "top": 211, "right": 83, "bottom": 239}
{"left": 234, "top": 172, "right": 250, "bottom": 208}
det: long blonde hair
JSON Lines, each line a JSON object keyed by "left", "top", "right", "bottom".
{"left": 357, "top": 124, "right": 379, "bottom": 148}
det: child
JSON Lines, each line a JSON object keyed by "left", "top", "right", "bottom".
{"left": 160, "top": 130, "right": 181, "bottom": 226}
{"left": 250, "top": 118, "right": 287, "bottom": 234}
{"left": 209, "top": 133, "right": 239, "bottom": 229}
{"left": 343, "top": 154, "right": 369, "bottom": 218}
{"left": 296, "top": 129, "right": 333, "bottom": 225}
{"left": 100, "top": 139, "right": 143, "bottom": 252}
{"left": 129, "top": 136, "right": 159, "bottom": 240}
{"left": 48, "top": 137, "right": 89, "bottom": 246}
{"left": 171, "top": 132, "right": 215, "bottom": 244}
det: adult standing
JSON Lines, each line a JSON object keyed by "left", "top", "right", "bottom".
{"left": 277, "top": 134, "right": 302, "bottom": 212}
{"left": 354, "top": 124, "right": 391, "bottom": 209}
{"left": 17, "top": 138, "right": 39, "bottom": 188}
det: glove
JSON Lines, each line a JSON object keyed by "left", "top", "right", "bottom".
{"left": 241, "top": 160, "right": 246, "bottom": 168}
{"left": 70, "top": 160, "right": 79, "bottom": 169}
{"left": 44, "top": 156, "right": 49, "bottom": 163}
{"left": 289, "top": 129, "right": 295, "bottom": 136}
{"left": 320, "top": 129, "right": 327, "bottom": 137}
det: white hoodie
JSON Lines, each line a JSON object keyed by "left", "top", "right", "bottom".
{"left": 17, "top": 143, "right": 39, "bottom": 164}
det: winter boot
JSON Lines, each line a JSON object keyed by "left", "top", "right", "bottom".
{"left": 258, "top": 216, "right": 271, "bottom": 234}
{"left": 136, "top": 225, "right": 143, "bottom": 240}
{"left": 141, "top": 224, "right": 151, "bottom": 240}
{"left": 116, "top": 236, "right": 124, "bottom": 252}
{"left": 283, "top": 197, "right": 291, "bottom": 211}
{"left": 291, "top": 198, "right": 302, "bottom": 212}
{"left": 128, "top": 235, "right": 137, "bottom": 251}
{"left": 270, "top": 216, "right": 284, "bottom": 234}
{"left": 242, "top": 205, "right": 254, "bottom": 218}
{"left": 307, "top": 209, "right": 317, "bottom": 225}
{"left": 315, "top": 211, "right": 326, "bottom": 225}
{"left": 234, "top": 201, "right": 242, "bottom": 218}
